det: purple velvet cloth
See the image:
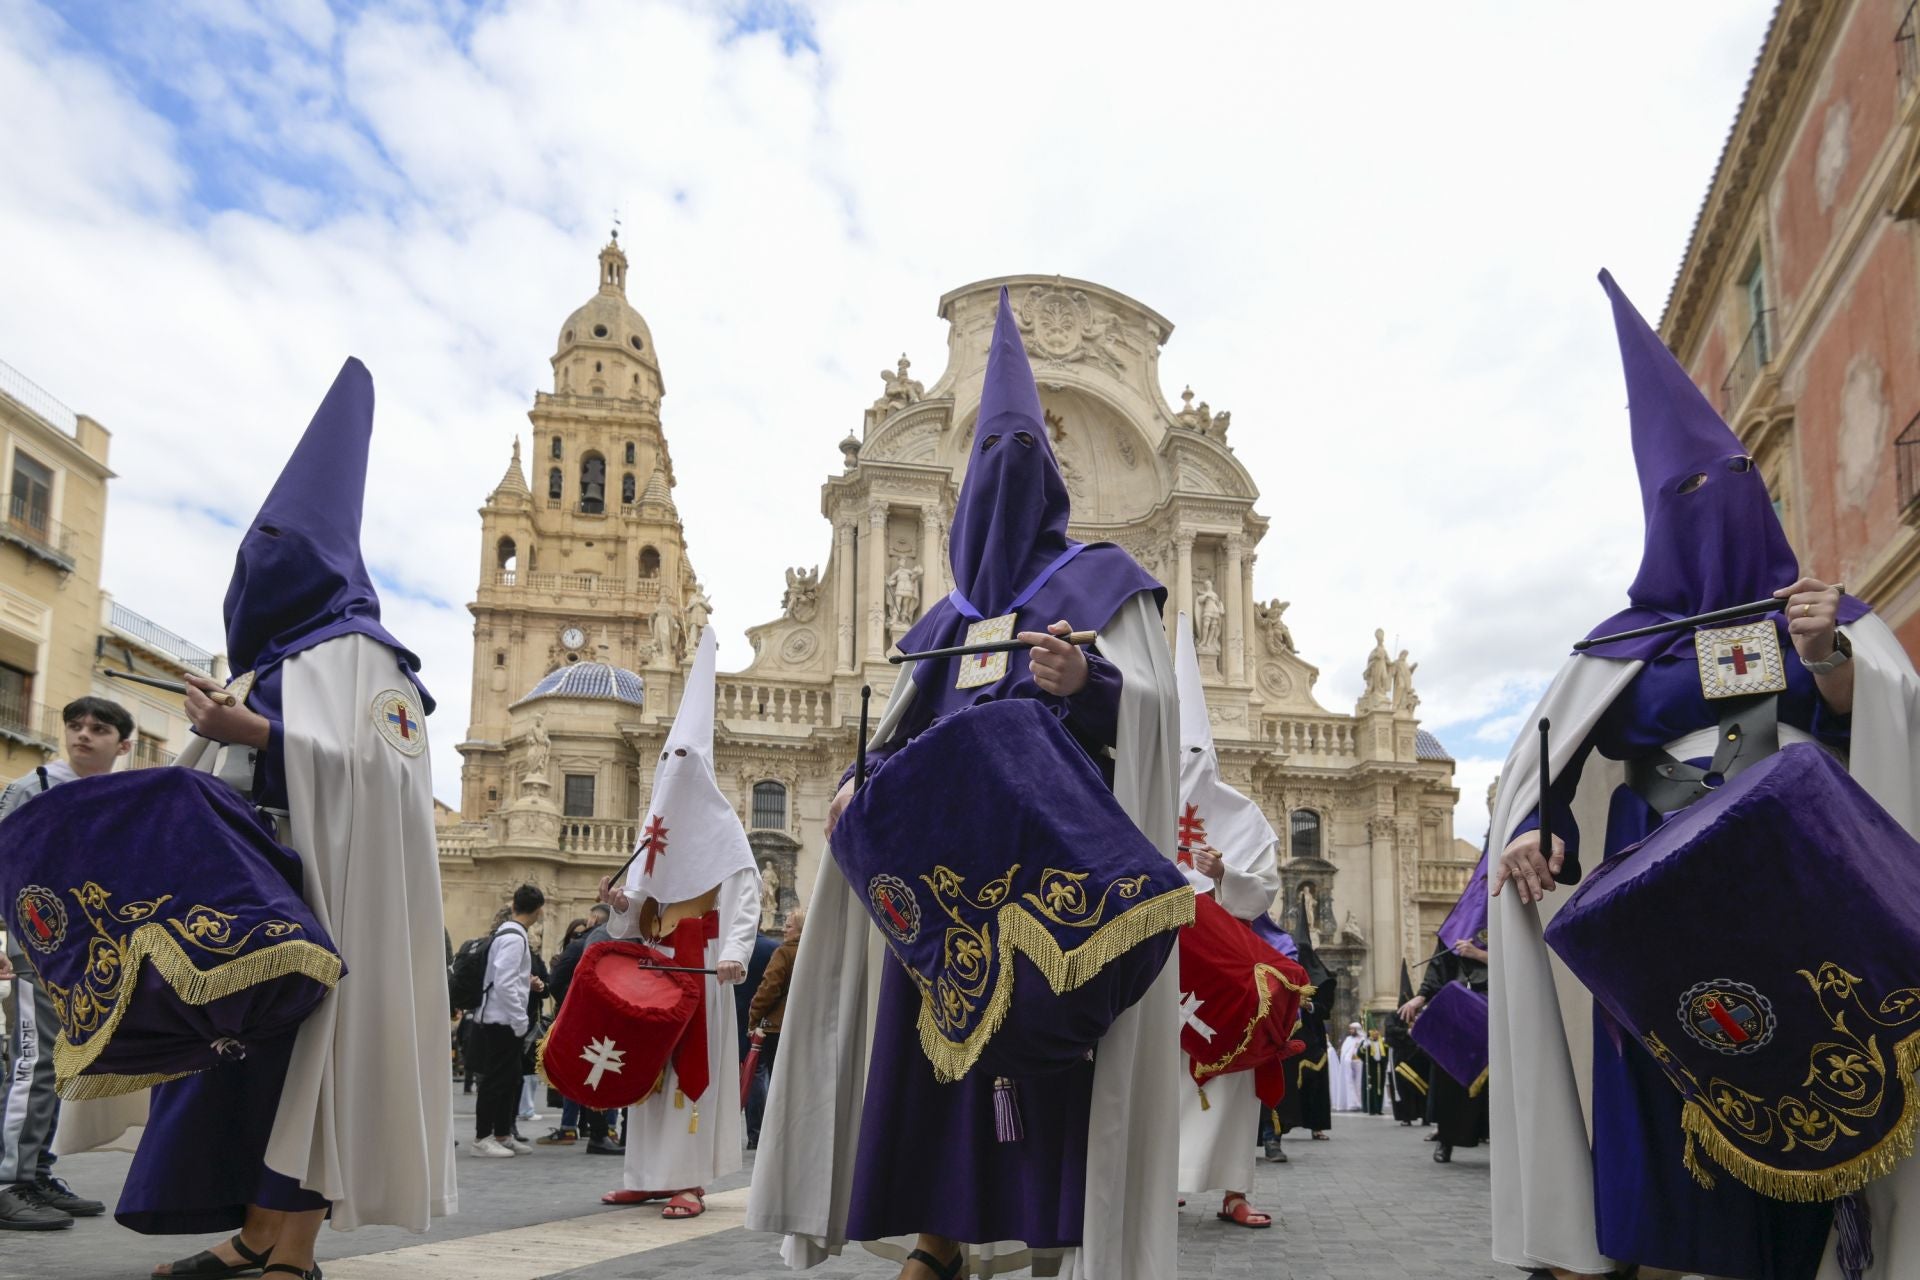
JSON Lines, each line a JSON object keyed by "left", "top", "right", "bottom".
{"left": 0, "top": 769, "right": 339, "bottom": 1088}
{"left": 1579, "top": 271, "right": 1866, "bottom": 662}
{"left": 1410, "top": 980, "right": 1487, "bottom": 1091}
{"left": 1547, "top": 746, "right": 1920, "bottom": 1202}
{"left": 224, "top": 357, "right": 431, "bottom": 709}
{"left": 1435, "top": 842, "right": 1488, "bottom": 952}
{"left": 1249, "top": 915, "right": 1298, "bottom": 960}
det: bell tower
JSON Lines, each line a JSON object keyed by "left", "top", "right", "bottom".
{"left": 457, "top": 234, "right": 702, "bottom": 819}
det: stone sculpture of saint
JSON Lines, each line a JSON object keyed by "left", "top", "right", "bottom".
{"left": 1195, "top": 579, "right": 1224, "bottom": 652}
{"left": 1363, "top": 629, "right": 1393, "bottom": 705}
{"left": 524, "top": 713, "right": 551, "bottom": 781}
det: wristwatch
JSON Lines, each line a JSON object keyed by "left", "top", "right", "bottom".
{"left": 1802, "top": 630, "right": 1853, "bottom": 676}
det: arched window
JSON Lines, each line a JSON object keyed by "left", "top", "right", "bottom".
{"left": 752, "top": 781, "right": 787, "bottom": 830}
{"left": 639, "top": 545, "right": 661, "bottom": 578}
{"left": 548, "top": 468, "right": 563, "bottom": 500}
{"left": 550, "top": 435, "right": 563, "bottom": 459}
{"left": 496, "top": 537, "right": 517, "bottom": 574}
{"left": 624, "top": 441, "right": 636, "bottom": 465}
{"left": 1289, "top": 810, "right": 1322, "bottom": 861}
{"left": 621, "top": 473, "right": 636, "bottom": 504}
{"left": 579, "top": 453, "right": 607, "bottom": 514}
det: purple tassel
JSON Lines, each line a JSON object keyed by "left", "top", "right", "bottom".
{"left": 1835, "top": 1192, "right": 1871, "bottom": 1280}
{"left": 992, "top": 1076, "right": 1024, "bottom": 1143}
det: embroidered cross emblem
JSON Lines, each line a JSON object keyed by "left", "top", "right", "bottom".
{"left": 23, "top": 898, "right": 49, "bottom": 941}
{"left": 1179, "top": 990, "right": 1216, "bottom": 1042}
{"left": 1177, "top": 804, "right": 1207, "bottom": 867}
{"left": 387, "top": 704, "right": 415, "bottom": 740}
{"left": 1696, "top": 995, "right": 1755, "bottom": 1045}
{"left": 640, "top": 816, "right": 669, "bottom": 875}
{"left": 579, "top": 1036, "right": 627, "bottom": 1089}
{"left": 1718, "top": 646, "right": 1753, "bottom": 677}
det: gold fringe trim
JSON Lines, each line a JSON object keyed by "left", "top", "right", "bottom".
{"left": 1395, "top": 1062, "right": 1428, "bottom": 1096}
{"left": 1190, "top": 964, "right": 1315, "bottom": 1085}
{"left": 1678, "top": 1031, "right": 1920, "bottom": 1203}
{"left": 915, "top": 885, "right": 1196, "bottom": 1084}
{"left": 1297, "top": 1052, "right": 1328, "bottom": 1074}
{"left": 1468, "top": 1067, "right": 1489, "bottom": 1099}
{"left": 51, "top": 927, "right": 342, "bottom": 1100}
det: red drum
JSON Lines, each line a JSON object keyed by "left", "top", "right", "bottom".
{"left": 1178, "top": 893, "right": 1312, "bottom": 1106}
{"left": 536, "top": 940, "right": 700, "bottom": 1110}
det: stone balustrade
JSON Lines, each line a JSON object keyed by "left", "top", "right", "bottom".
{"left": 1417, "top": 862, "right": 1475, "bottom": 895}
{"left": 491, "top": 572, "right": 665, "bottom": 603}
{"left": 716, "top": 678, "right": 834, "bottom": 727}
{"left": 558, "top": 818, "right": 637, "bottom": 857}
{"left": 437, "top": 824, "right": 485, "bottom": 861}
{"left": 1261, "top": 716, "right": 1359, "bottom": 757}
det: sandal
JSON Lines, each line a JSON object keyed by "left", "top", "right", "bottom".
{"left": 155, "top": 1236, "right": 272, "bottom": 1278}
{"left": 905, "top": 1247, "right": 965, "bottom": 1280}
{"left": 1310, "top": 1131, "right": 1330, "bottom": 1140}
{"left": 262, "top": 1266, "right": 321, "bottom": 1280}
{"left": 661, "top": 1189, "right": 705, "bottom": 1219}
{"left": 1217, "top": 1194, "right": 1272, "bottom": 1229}
{"left": 601, "top": 1188, "right": 665, "bottom": 1205}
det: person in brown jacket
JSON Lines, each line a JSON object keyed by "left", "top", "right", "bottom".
{"left": 745, "top": 907, "right": 804, "bottom": 1144}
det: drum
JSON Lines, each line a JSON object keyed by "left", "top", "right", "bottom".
{"left": 832, "top": 698, "right": 1194, "bottom": 1083}
{"left": 0, "top": 768, "right": 342, "bottom": 1100}
{"left": 537, "top": 938, "right": 701, "bottom": 1110}
{"left": 1544, "top": 743, "right": 1920, "bottom": 1202}
{"left": 1411, "top": 980, "right": 1488, "bottom": 1094}
{"left": 1178, "top": 893, "right": 1311, "bottom": 1106}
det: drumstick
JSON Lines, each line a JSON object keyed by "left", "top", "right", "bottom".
{"left": 633, "top": 962, "right": 721, "bottom": 976}
{"left": 102, "top": 668, "right": 237, "bottom": 707}
{"left": 1573, "top": 585, "right": 1846, "bottom": 651}
{"left": 889, "top": 630, "right": 1097, "bottom": 664}
{"left": 856, "top": 685, "right": 871, "bottom": 790}
{"left": 1538, "top": 718, "right": 1553, "bottom": 886}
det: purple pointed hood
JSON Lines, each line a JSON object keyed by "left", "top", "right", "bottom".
{"left": 224, "top": 358, "right": 431, "bottom": 709}
{"left": 1580, "top": 271, "right": 1865, "bottom": 659}
{"left": 944, "top": 288, "right": 1074, "bottom": 618}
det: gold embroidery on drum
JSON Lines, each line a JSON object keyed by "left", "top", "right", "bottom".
{"left": 954, "top": 614, "right": 1016, "bottom": 689}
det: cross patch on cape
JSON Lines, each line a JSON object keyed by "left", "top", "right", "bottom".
{"left": 370, "top": 688, "right": 429, "bottom": 757}
{"left": 1694, "top": 622, "right": 1787, "bottom": 700}
{"left": 955, "top": 614, "right": 1016, "bottom": 690}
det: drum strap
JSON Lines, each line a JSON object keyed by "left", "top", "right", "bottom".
{"left": 1626, "top": 694, "right": 1780, "bottom": 815}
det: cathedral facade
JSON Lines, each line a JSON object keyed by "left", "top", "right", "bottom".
{"left": 438, "top": 242, "right": 1468, "bottom": 1019}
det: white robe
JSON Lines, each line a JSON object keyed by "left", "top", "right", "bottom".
{"left": 54, "top": 634, "right": 457, "bottom": 1230}
{"left": 606, "top": 865, "right": 759, "bottom": 1191}
{"left": 1488, "top": 614, "right": 1920, "bottom": 1277}
{"left": 747, "top": 591, "right": 1184, "bottom": 1279}
{"left": 1332, "top": 1035, "right": 1365, "bottom": 1112}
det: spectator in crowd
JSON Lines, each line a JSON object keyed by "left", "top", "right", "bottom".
{"left": 735, "top": 911, "right": 781, "bottom": 1150}
{"left": 518, "top": 942, "right": 552, "bottom": 1130}
{"left": 744, "top": 907, "right": 804, "bottom": 1149}
{"left": 0, "top": 695, "right": 133, "bottom": 1230}
{"left": 540, "top": 904, "right": 620, "bottom": 1154}
{"left": 469, "top": 885, "right": 545, "bottom": 1158}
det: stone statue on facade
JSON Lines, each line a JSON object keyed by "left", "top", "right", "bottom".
{"left": 782, "top": 566, "right": 821, "bottom": 624}
{"left": 1195, "top": 579, "right": 1225, "bottom": 653}
{"left": 651, "top": 598, "right": 682, "bottom": 665}
{"left": 1296, "top": 883, "right": 1320, "bottom": 949}
{"left": 1174, "top": 387, "right": 1211, "bottom": 433}
{"left": 886, "top": 556, "right": 922, "bottom": 629}
{"left": 1363, "top": 628, "right": 1393, "bottom": 707}
{"left": 871, "top": 354, "right": 924, "bottom": 415}
{"left": 1256, "top": 598, "right": 1295, "bottom": 655}
{"left": 523, "top": 713, "right": 551, "bottom": 784}
{"left": 685, "top": 582, "right": 713, "bottom": 636}
{"left": 1392, "top": 649, "right": 1420, "bottom": 713}
{"left": 759, "top": 863, "right": 782, "bottom": 933}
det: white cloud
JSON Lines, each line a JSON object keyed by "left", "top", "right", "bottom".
{"left": 0, "top": 0, "right": 1772, "bottom": 812}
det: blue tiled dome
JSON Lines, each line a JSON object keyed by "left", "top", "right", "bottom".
{"left": 1414, "top": 728, "right": 1453, "bottom": 761}
{"left": 515, "top": 662, "right": 645, "bottom": 707}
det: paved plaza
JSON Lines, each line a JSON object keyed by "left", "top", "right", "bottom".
{"left": 1, "top": 1094, "right": 1497, "bottom": 1280}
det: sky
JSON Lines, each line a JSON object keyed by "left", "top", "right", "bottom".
{"left": 0, "top": 0, "right": 1776, "bottom": 842}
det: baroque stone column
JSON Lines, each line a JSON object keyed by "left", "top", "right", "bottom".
{"left": 866, "top": 506, "right": 889, "bottom": 659}
{"left": 1368, "top": 811, "right": 1398, "bottom": 1007}
{"left": 1224, "top": 535, "right": 1246, "bottom": 683}
{"left": 835, "top": 520, "right": 856, "bottom": 674}
{"left": 1174, "top": 532, "right": 1195, "bottom": 634}
{"left": 1241, "top": 552, "right": 1258, "bottom": 668}
{"left": 919, "top": 505, "right": 943, "bottom": 613}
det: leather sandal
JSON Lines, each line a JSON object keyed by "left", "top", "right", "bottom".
{"left": 661, "top": 1189, "right": 704, "bottom": 1219}
{"left": 905, "top": 1247, "right": 964, "bottom": 1280}
{"left": 601, "top": 1188, "right": 664, "bottom": 1205}
{"left": 262, "top": 1266, "right": 321, "bottom": 1280}
{"left": 155, "top": 1235, "right": 272, "bottom": 1278}
{"left": 1217, "top": 1193, "right": 1272, "bottom": 1229}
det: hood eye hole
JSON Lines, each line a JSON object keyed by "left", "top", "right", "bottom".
{"left": 660, "top": 751, "right": 668, "bottom": 760}
{"left": 1188, "top": 746, "right": 1203, "bottom": 753}
{"left": 258, "top": 525, "right": 282, "bottom": 538}
{"left": 1013, "top": 431, "right": 1035, "bottom": 448}
{"left": 1678, "top": 472, "right": 1709, "bottom": 495}
{"left": 1728, "top": 455, "right": 1755, "bottom": 473}
{"left": 674, "top": 747, "right": 688, "bottom": 757}
{"left": 981, "top": 434, "right": 1001, "bottom": 453}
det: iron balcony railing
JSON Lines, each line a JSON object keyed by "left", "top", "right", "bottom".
{"left": 0, "top": 358, "right": 79, "bottom": 437}
{"left": 0, "top": 695, "right": 58, "bottom": 751}
{"left": 1898, "top": 411, "right": 1920, "bottom": 521}
{"left": 108, "top": 601, "right": 217, "bottom": 675}
{"left": 1721, "top": 309, "right": 1775, "bottom": 418}
{"left": 1899, "top": 3, "right": 1918, "bottom": 100}
{"left": 2, "top": 491, "right": 76, "bottom": 569}
{"left": 126, "top": 738, "right": 178, "bottom": 770}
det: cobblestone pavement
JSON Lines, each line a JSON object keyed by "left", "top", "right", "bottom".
{"left": 1, "top": 1095, "right": 1499, "bottom": 1280}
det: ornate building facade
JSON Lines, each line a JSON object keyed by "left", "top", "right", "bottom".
{"left": 439, "top": 248, "right": 1467, "bottom": 1017}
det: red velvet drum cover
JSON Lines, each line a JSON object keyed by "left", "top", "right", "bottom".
{"left": 1177, "top": 892, "right": 1312, "bottom": 1107}
{"left": 536, "top": 939, "right": 700, "bottom": 1110}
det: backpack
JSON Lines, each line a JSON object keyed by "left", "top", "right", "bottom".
{"left": 448, "top": 928, "right": 503, "bottom": 1012}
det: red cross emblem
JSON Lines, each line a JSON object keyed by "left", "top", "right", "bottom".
{"left": 387, "top": 703, "right": 414, "bottom": 739}
{"left": 23, "top": 896, "right": 50, "bottom": 941}
{"left": 1718, "top": 646, "right": 1752, "bottom": 677}
{"left": 1177, "top": 803, "right": 1208, "bottom": 867}
{"left": 639, "top": 815, "right": 669, "bottom": 875}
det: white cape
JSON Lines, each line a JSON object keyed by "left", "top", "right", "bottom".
{"left": 746, "top": 590, "right": 1184, "bottom": 1279}
{"left": 1331, "top": 1035, "right": 1364, "bottom": 1112}
{"left": 1489, "top": 614, "right": 1920, "bottom": 1276}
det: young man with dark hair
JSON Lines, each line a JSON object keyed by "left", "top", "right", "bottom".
{"left": 0, "top": 695, "right": 134, "bottom": 1229}
{"left": 469, "top": 885, "right": 545, "bottom": 1158}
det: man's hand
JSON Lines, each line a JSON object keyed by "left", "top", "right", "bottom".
{"left": 597, "top": 875, "right": 629, "bottom": 915}
{"left": 1453, "top": 940, "right": 1489, "bottom": 964}
{"left": 1397, "top": 994, "right": 1425, "bottom": 1024}
{"left": 1021, "top": 620, "right": 1089, "bottom": 697}
{"left": 184, "top": 674, "right": 272, "bottom": 749}
{"left": 1775, "top": 576, "right": 1843, "bottom": 664}
{"left": 826, "top": 777, "right": 856, "bottom": 840}
{"left": 0, "top": 953, "right": 13, "bottom": 981}
{"left": 530, "top": 976, "right": 546, "bottom": 994}
{"left": 1192, "top": 847, "right": 1226, "bottom": 885}
{"left": 1490, "top": 829, "right": 1565, "bottom": 906}
{"left": 717, "top": 961, "right": 746, "bottom": 985}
